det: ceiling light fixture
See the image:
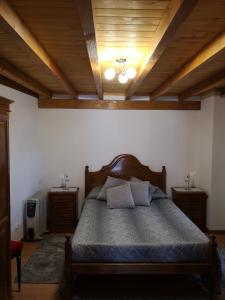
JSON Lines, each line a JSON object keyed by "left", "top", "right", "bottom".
{"left": 118, "top": 73, "right": 129, "bottom": 84}
{"left": 127, "top": 67, "right": 137, "bottom": 79}
{"left": 104, "top": 68, "right": 115, "bottom": 80}
{"left": 104, "top": 57, "right": 136, "bottom": 84}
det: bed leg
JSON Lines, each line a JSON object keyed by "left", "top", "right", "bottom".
{"left": 65, "top": 235, "right": 73, "bottom": 300}
{"left": 208, "top": 271, "right": 214, "bottom": 300}
{"left": 208, "top": 235, "right": 218, "bottom": 300}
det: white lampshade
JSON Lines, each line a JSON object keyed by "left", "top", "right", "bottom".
{"left": 118, "top": 73, "right": 128, "bottom": 84}
{"left": 104, "top": 68, "right": 115, "bottom": 80}
{"left": 127, "top": 67, "right": 137, "bottom": 79}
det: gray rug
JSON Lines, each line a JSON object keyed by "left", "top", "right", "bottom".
{"left": 19, "top": 235, "right": 65, "bottom": 283}
{"left": 18, "top": 234, "right": 225, "bottom": 295}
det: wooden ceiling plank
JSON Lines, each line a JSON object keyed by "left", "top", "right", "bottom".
{"left": 97, "top": 30, "right": 157, "bottom": 37}
{"left": 95, "top": 9, "right": 166, "bottom": 18}
{"left": 0, "top": 57, "right": 51, "bottom": 97}
{"left": 95, "top": 1, "right": 170, "bottom": 10}
{"left": 125, "top": 0, "right": 198, "bottom": 100}
{"left": 179, "top": 69, "right": 225, "bottom": 101}
{"left": 0, "top": 0, "right": 77, "bottom": 97}
{"left": 76, "top": 0, "right": 103, "bottom": 99}
{"left": 96, "top": 16, "right": 162, "bottom": 25}
{"left": 97, "top": 36, "right": 154, "bottom": 42}
{"left": 0, "top": 74, "right": 38, "bottom": 98}
{"left": 151, "top": 29, "right": 225, "bottom": 100}
{"left": 96, "top": 23, "right": 161, "bottom": 31}
{"left": 38, "top": 98, "right": 200, "bottom": 110}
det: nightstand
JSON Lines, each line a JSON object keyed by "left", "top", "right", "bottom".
{"left": 171, "top": 187, "right": 207, "bottom": 232}
{"left": 48, "top": 187, "right": 79, "bottom": 233}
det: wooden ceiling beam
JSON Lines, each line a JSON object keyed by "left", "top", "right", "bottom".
{"left": 0, "top": 74, "right": 38, "bottom": 98}
{"left": 76, "top": 0, "right": 103, "bottom": 99}
{"left": 0, "top": 0, "right": 77, "bottom": 97}
{"left": 0, "top": 57, "right": 51, "bottom": 97}
{"left": 38, "top": 99, "right": 200, "bottom": 110}
{"left": 125, "top": 0, "right": 198, "bottom": 100}
{"left": 151, "top": 29, "right": 225, "bottom": 100}
{"left": 179, "top": 69, "right": 225, "bottom": 101}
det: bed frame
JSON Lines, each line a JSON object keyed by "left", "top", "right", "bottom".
{"left": 65, "top": 154, "right": 218, "bottom": 299}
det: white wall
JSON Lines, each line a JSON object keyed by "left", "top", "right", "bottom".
{"left": 1, "top": 83, "right": 224, "bottom": 235}
{"left": 38, "top": 109, "right": 201, "bottom": 213}
{"left": 38, "top": 96, "right": 225, "bottom": 228}
{"left": 0, "top": 85, "right": 40, "bottom": 240}
{"left": 198, "top": 93, "right": 215, "bottom": 228}
{"left": 198, "top": 92, "right": 225, "bottom": 230}
{"left": 211, "top": 94, "right": 225, "bottom": 229}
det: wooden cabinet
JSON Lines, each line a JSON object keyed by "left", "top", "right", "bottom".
{"left": 48, "top": 188, "right": 79, "bottom": 233}
{"left": 0, "top": 97, "right": 12, "bottom": 300}
{"left": 172, "top": 187, "right": 207, "bottom": 232}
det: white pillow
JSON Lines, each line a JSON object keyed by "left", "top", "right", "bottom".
{"left": 97, "top": 176, "right": 126, "bottom": 201}
{"left": 130, "top": 176, "right": 142, "bottom": 182}
{"left": 130, "top": 177, "right": 167, "bottom": 200}
{"left": 107, "top": 183, "right": 135, "bottom": 209}
{"left": 129, "top": 181, "right": 151, "bottom": 206}
{"left": 130, "top": 176, "right": 158, "bottom": 193}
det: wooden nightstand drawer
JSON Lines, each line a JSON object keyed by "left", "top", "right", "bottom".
{"left": 48, "top": 188, "right": 79, "bottom": 233}
{"left": 49, "top": 198, "right": 75, "bottom": 211}
{"left": 177, "top": 202, "right": 205, "bottom": 213}
{"left": 172, "top": 187, "right": 207, "bottom": 232}
{"left": 178, "top": 194, "right": 205, "bottom": 203}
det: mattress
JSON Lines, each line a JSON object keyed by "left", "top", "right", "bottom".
{"left": 71, "top": 197, "right": 209, "bottom": 263}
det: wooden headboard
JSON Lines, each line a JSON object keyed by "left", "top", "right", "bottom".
{"left": 85, "top": 154, "right": 166, "bottom": 196}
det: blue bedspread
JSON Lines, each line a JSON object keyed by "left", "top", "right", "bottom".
{"left": 71, "top": 198, "right": 209, "bottom": 262}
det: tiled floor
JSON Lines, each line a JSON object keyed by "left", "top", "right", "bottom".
{"left": 11, "top": 234, "right": 225, "bottom": 300}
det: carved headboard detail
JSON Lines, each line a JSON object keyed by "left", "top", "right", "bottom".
{"left": 85, "top": 154, "right": 166, "bottom": 196}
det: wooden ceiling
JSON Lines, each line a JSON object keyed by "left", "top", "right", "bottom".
{"left": 0, "top": 0, "right": 225, "bottom": 110}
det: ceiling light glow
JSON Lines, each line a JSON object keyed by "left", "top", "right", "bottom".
{"left": 127, "top": 67, "right": 137, "bottom": 79}
{"left": 104, "top": 68, "right": 115, "bottom": 80}
{"left": 118, "top": 73, "right": 129, "bottom": 84}
{"left": 104, "top": 57, "right": 137, "bottom": 84}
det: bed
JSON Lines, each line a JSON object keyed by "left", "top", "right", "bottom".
{"left": 65, "top": 154, "right": 218, "bottom": 299}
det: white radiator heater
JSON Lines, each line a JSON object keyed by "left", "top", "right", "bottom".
{"left": 24, "top": 191, "right": 47, "bottom": 240}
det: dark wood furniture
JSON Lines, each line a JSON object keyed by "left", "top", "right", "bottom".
{"left": 10, "top": 240, "right": 23, "bottom": 291}
{"left": 48, "top": 188, "right": 79, "bottom": 233}
{"left": 65, "top": 154, "right": 218, "bottom": 300}
{"left": 85, "top": 154, "right": 166, "bottom": 196}
{"left": 0, "top": 97, "right": 13, "bottom": 300}
{"left": 172, "top": 187, "right": 207, "bottom": 232}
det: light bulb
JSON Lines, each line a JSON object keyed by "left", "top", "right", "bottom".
{"left": 118, "top": 73, "right": 128, "bottom": 84}
{"left": 127, "top": 67, "right": 137, "bottom": 79}
{"left": 104, "top": 68, "right": 115, "bottom": 80}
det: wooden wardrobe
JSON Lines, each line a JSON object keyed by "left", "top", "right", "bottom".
{"left": 0, "top": 97, "right": 13, "bottom": 300}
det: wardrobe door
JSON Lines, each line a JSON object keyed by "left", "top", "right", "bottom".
{"left": 0, "top": 219, "right": 11, "bottom": 300}
{"left": 0, "top": 98, "right": 12, "bottom": 300}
